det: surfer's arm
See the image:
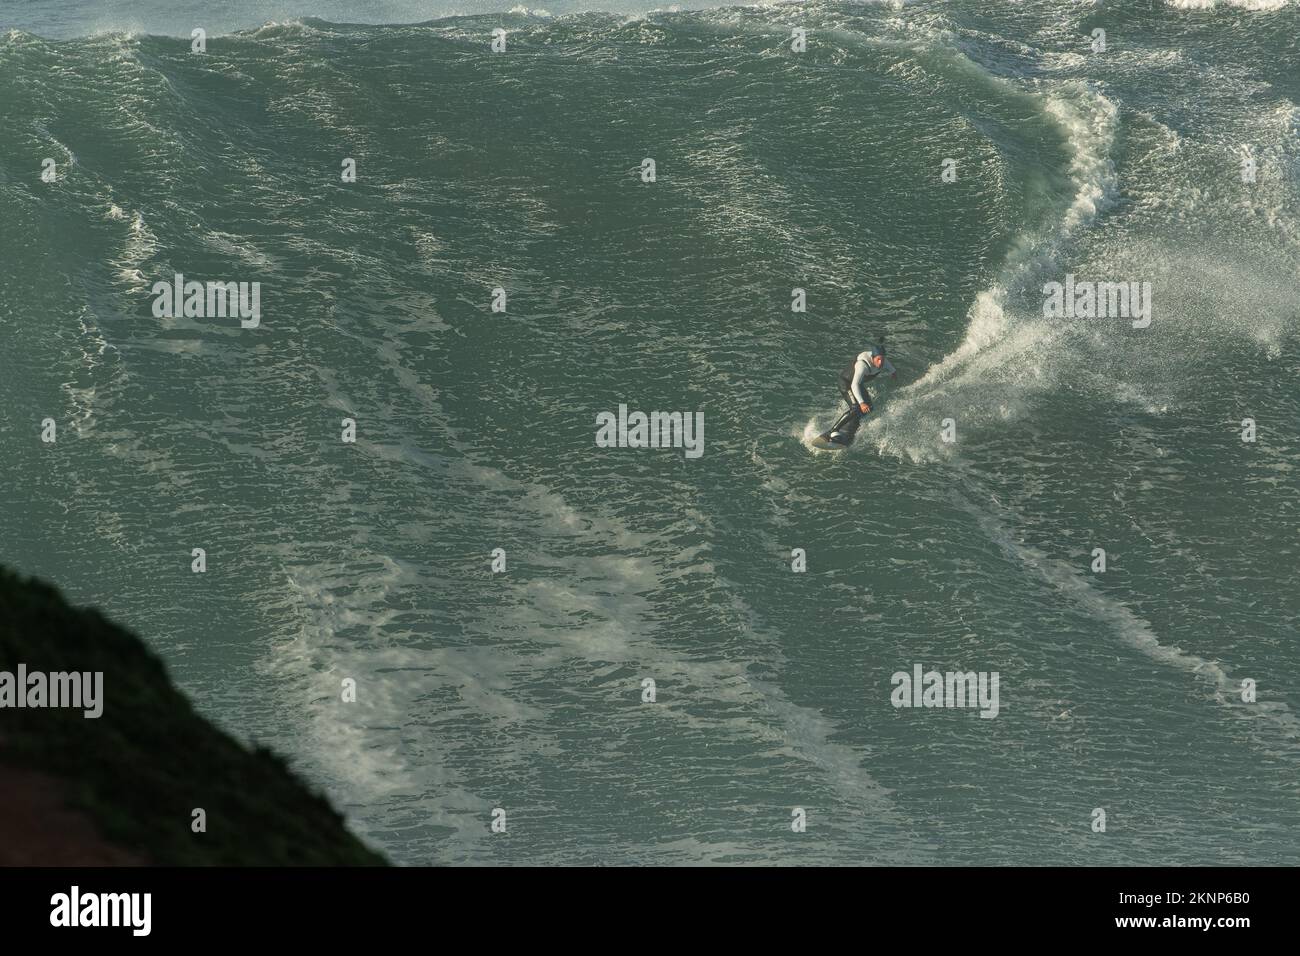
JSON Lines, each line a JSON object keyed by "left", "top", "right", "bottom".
{"left": 850, "top": 362, "right": 871, "bottom": 404}
{"left": 881, "top": 358, "right": 897, "bottom": 379}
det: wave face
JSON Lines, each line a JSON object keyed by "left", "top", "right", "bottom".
{"left": 2, "top": 1, "right": 1299, "bottom": 864}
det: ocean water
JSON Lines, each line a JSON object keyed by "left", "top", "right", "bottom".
{"left": 1, "top": 0, "right": 1298, "bottom": 865}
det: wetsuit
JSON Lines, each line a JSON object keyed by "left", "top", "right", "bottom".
{"left": 829, "top": 349, "right": 896, "bottom": 441}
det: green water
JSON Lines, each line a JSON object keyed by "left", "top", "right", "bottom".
{"left": 2, "top": 1, "right": 1298, "bottom": 864}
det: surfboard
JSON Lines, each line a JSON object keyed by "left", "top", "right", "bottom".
{"left": 811, "top": 431, "right": 854, "bottom": 451}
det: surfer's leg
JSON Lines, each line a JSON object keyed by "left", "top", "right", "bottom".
{"left": 829, "top": 406, "right": 858, "bottom": 435}
{"left": 838, "top": 372, "right": 855, "bottom": 406}
{"left": 833, "top": 382, "right": 855, "bottom": 419}
{"left": 828, "top": 377, "right": 869, "bottom": 443}
{"left": 828, "top": 389, "right": 864, "bottom": 441}
{"left": 837, "top": 386, "right": 875, "bottom": 439}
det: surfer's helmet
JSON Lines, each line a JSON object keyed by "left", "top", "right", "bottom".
{"left": 870, "top": 344, "right": 885, "bottom": 367}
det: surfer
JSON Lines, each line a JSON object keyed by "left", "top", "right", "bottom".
{"left": 826, "top": 343, "right": 895, "bottom": 446}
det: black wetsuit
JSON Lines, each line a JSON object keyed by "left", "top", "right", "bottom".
{"left": 829, "top": 349, "right": 895, "bottom": 440}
